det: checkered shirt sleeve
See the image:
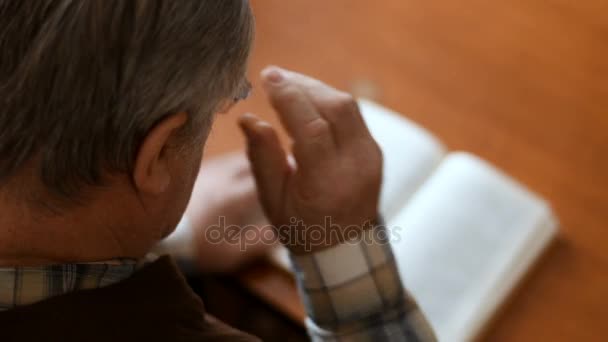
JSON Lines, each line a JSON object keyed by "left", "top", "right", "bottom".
{"left": 289, "top": 220, "right": 436, "bottom": 342}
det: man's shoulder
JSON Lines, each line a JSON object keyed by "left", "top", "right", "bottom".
{"left": 0, "top": 256, "right": 259, "bottom": 342}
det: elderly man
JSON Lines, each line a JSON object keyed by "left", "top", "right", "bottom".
{"left": 0, "top": 1, "right": 435, "bottom": 341}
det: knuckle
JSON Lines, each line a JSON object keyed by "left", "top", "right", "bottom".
{"left": 324, "top": 93, "right": 358, "bottom": 120}
{"left": 303, "top": 117, "right": 330, "bottom": 138}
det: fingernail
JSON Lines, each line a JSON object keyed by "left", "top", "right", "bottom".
{"left": 240, "top": 112, "right": 255, "bottom": 121}
{"left": 262, "top": 66, "right": 284, "bottom": 84}
{"left": 240, "top": 124, "right": 254, "bottom": 143}
{"left": 238, "top": 114, "right": 256, "bottom": 140}
{"left": 238, "top": 115, "right": 250, "bottom": 130}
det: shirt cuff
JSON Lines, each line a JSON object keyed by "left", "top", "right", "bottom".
{"left": 289, "top": 219, "right": 407, "bottom": 327}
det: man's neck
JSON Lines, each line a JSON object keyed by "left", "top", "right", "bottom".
{"left": 0, "top": 184, "right": 157, "bottom": 267}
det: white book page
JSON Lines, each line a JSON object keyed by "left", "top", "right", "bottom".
{"left": 270, "top": 99, "right": 446, "bottom": 270}
{"left": 389, "top": 152, "right": 557, "bottom": 341}
{"left": 358, "top": 99, "right": 446, "bottom": 221}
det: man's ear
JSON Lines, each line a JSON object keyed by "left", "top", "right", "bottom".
{"left": 133, "top": 112, "right": 189, "bottom": 195}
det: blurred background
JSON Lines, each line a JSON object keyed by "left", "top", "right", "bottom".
{"left": 203, "top": 0, "right": 608, "bottom": 340}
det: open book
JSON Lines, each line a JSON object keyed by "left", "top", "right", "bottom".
{"left": 271, "top": 99, "right": 558, "bottom": 342}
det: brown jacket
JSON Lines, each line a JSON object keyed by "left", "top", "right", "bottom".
{"left": 0, "top": 256, "right": 259, "bottom": 341}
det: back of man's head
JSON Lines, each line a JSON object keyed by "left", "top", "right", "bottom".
{"left": 0, "top": 0, "right": 253, "bottom": 200}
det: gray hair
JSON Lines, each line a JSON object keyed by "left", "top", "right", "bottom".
{"left": 0, "top": 0, "right": 253, "bottom": 198}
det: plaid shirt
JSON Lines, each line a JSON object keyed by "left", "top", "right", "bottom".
{"left": 0, "top": 221, "right": 436, "bottom": 341}
{"left": 290, "top": 222, "right": 437, "bottom": 341}
{"left": 0, "top": 260, "right": 137, "bottom": 311}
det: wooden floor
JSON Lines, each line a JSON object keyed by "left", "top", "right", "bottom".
{"left": 205, "top": 1, "right": 608, "bottom": 340}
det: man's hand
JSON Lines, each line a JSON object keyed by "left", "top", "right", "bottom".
{"left": 183, "top": 153, "right": 277, "bottom": 272}
{"left": 239, "top": 66, "right": 382, "bottom": 254}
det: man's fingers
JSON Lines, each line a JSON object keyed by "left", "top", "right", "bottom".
{"left": 239, "top": 113, "right": 289, "bottom": 220}
{"left": 312, "top": 91, "right": 370, "bottom": 147}
{"left": 266, "top": 67, "right": 372, "bottom": 147}
{"left": 261, "top": 67, "right": 336, "bottom": 169}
